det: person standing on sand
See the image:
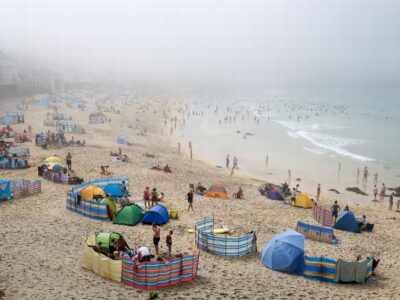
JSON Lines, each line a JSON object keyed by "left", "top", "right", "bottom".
{"left": 143, "top": 187, "right": 150, "bottom": 208}
{"left": 380, "top": 183, "right": 386, "bottom": 203}
{"left": 288, "top": 169, "right": 292, "bottom": 184}
{"left": 363, "top": 167, "right": 368, "bottom": 184}
{"left": 151, "top": 188, "right": 158, "bottom": 207}
{"left": 186, "top": 189, "right": 194, "bottom": 211}
{"left": 177, "top": 142, "right": 181, "bottom": 154}
{"left": 166, "top": 230, "right": 173, "bottom": 258}
{"left": 152, "top": 224, "right": 161, "bottom": 256}
{"left": 266, "top": 155, "right": 269, "bottom": 165}
{"left": 316, "top": 184, "right": 321, "bottom": 201}
{"left": 331, "top": 201, "right": 340, "bottom": 222}
{"left": 66, "top": 152, "right": 72, "bottom": 170}
{"left": 189, "top": 141, "right": 192, "bottom": 159}
{"left": 373, "top": 185, "right": 378, "bottom": 201}
{"left": 357, "top": 168, "right": 360, "bottom": 183}
{"left": 374, "top": 173, "right": 378, "bottom": 185}
{"left": 226, "top": 154, "right": 230, "bottom": 168}
{"left": 233, "top": 156, "right": 238, "bottom": 169}
{"left": 389, "top": 192, "right": 394, "bottom": 211}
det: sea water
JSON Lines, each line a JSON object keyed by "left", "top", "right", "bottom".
{"left": 176, "top": 89, "right": 400, "bottom": 193}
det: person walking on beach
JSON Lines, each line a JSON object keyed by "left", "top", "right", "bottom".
{"left": 373, "top": 185, "right": 378, "bottom": 201}
{"left": 266, "top": 155, "right": 269, "bottom": 165}
{"left": 233, "top": 156, "right": 238, "bottom": 169}
{"left": 331, "top": 201, "right": 340, "bottom": 222}
{"left": 374, "top": 173, "right": 378, "bottom": 185}
{"left": 226, "top": 154, "right": 230, "bottom": 168}
{"left": 66, "top": 152, "right": 72, "bottom": 170}
{"left": 316, "top": 184, "right": 321, "bottom": 201}
{"left": 186, "top": 189, "right": 194, "bottom": 211}
{"left": 189, "top": 141, "right": 192, "bottom": 159}
{"left": 166, "top": 230, "right": 173, "bottom": 258}
{"left": 357, "top": 168, "right": 360, "bottom": 183}
{"left": 389, "top": 192, "right": 394, "bottom": 211}
{"left": 288, "top": 169, "right": 292, "bottom": 183}
{"left": 380, "top": 183, "right": 386, "bottom": 203}
{"left": 152, "top": 224, "right": 161, "bottom": 256}
{"left": 363, "top": 167, "right": 368, "bottom": 184}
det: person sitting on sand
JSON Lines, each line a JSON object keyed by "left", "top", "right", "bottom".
{"left": 195, "top": 182, "right": 206, "bottom": 195}
{"left": 101, "top": 165, "right": 110, "bottom": 175}
{"left": 121, "top": 195, "right": 130, "bottom": 207}
{"left": 163, "top": 164, "right": 172, "bottom": 173}
{"left": 150, "top": 165, "right": 162, "bottom": 170}
{"left": 357, "top": 215, "right": 367, "bottom": 226}
{"left": 344, "top": 205, "right": 350, "bottom": 211}
{"left": 233, "top": 187, "right": 244, "bottom": 199}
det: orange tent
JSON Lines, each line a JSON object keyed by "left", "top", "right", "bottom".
{"left": 80, "top": 185, "right": 106, "bottom": 200}
{"left": 205, "top": 183, "right": 228, "bottom": 199}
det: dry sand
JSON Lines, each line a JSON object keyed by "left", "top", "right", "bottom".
{"left": 0, "top": 94, "right": 399, "bottom": 300}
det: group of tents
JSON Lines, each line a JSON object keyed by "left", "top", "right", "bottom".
{"left": 79, "top": 184, "right": 170, "bottom": 226}
{"left": 261, "top": 230, "right": 374, "bottom": 283}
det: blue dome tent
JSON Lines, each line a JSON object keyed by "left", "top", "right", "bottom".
{"left": 333, "top": 211, "right": 360, "bottom": 233}
{"left": 142, "top": 205, "right": 169, "bottom": 225}
{"left": 261, "top": 230, "right": 305, "bottom": 275}
{"left": 103, "top": 183, "right": 123, "bottom": 197}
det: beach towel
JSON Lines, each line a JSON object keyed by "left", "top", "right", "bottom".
{"left": 335, "top": 259, "right": 368, "bottom": 283}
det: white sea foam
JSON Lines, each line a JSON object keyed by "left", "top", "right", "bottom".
{"left": 275, "top": 120, "right": 375, "bottom": 162}
{"left": 303, "top": 147, "right": 325, "bottom": 155}
{"left": 296, "top": 130, "right": 375, "bottom": 162}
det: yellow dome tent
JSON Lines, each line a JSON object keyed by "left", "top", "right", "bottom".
{"left": 45, "top": 156, "right": 62, "bottom": 163}
{"left": 205, "top": 183, "right": 229, "bottom": 199}
{"left": 291, "top": 192, "right": 313, "bottom": 209}
{"left": 80, "top": 185, "right": 106, "bottom": 200}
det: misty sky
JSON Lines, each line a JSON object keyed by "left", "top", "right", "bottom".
{"left": 1, "top": 0, "right": 399, "bottom": 88}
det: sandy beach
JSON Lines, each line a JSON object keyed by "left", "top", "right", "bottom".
{"left": 1, "top": 94, "right": 400, "bottom": 300}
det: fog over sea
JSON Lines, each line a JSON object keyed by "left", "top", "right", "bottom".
{"left": 177, "top": 88, "right": 400, "bottom": 193}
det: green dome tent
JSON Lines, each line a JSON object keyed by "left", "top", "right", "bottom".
{"left": 101, "top": 197, "right": 117, "bottom": 216}
{"left": 95, "top": 232, "right": 121, "bottom": 250}
{"left": 114, "top": 204, "right": 143, "bottom": 226}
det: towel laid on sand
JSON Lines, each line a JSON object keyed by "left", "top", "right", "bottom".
{"left": 335, "top": 259, "right": 368, "bottom": 283}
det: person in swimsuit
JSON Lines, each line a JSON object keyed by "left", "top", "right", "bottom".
{"left": 152, "top": 224, "right": 161, "bottom": 256}
{"left": 186, "top": 189, "right": 194, "bottom": 211}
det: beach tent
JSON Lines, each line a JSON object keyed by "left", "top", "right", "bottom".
{"left": 333, "top": 211, "right": 360, "bottom": 233}
{"left": 101, "top": 198, "right": 117, "bottom": 216}
{"left": 205, "top": 183, "right": 228, "bottom": 199}
{"left": 117, "top": 135, "right": 126, "bottom": 144}
{"left": 0, "top": 180, "right": 11, "bottom": 199}
{"left": 46, "top": 156, "right": 61, "bottom": 163}
{"left": 261, "top": 230, "right": 305, "bottom": 275}
{"left": 103, "top": 183, "right": 123, "bottom": 197}
{"left": 114, "top": 205, "right": 143, "bottom": 226}
{"left": 142, "top": 204, "right": 169, "bottom": 225}
{"left": 81, "top": 185, "right": 106, "bottom": 200}
{"left": 267, "top": 189, "right": 284, "bottom": 201}
{"left": 291, "top": 192, "right": 313, "bottom": 208}
{"left": 95, "top": 232, "right": 122, "bottom": 250}
{"left": 47, "top": 162, "right": 63, "bottom": 172}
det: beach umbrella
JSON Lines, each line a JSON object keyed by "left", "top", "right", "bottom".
{"left": 46, "top": 156, "right": 61, "bottom": 163}
{"left": 261, "top": 230, "right": 305, "bottom": 275}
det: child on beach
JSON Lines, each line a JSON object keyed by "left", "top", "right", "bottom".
{"left": 186, "top": 189, "right": 194, "bottom": 211}
{"left": 166, "top": 231, "right": 173, "bottom": 258}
